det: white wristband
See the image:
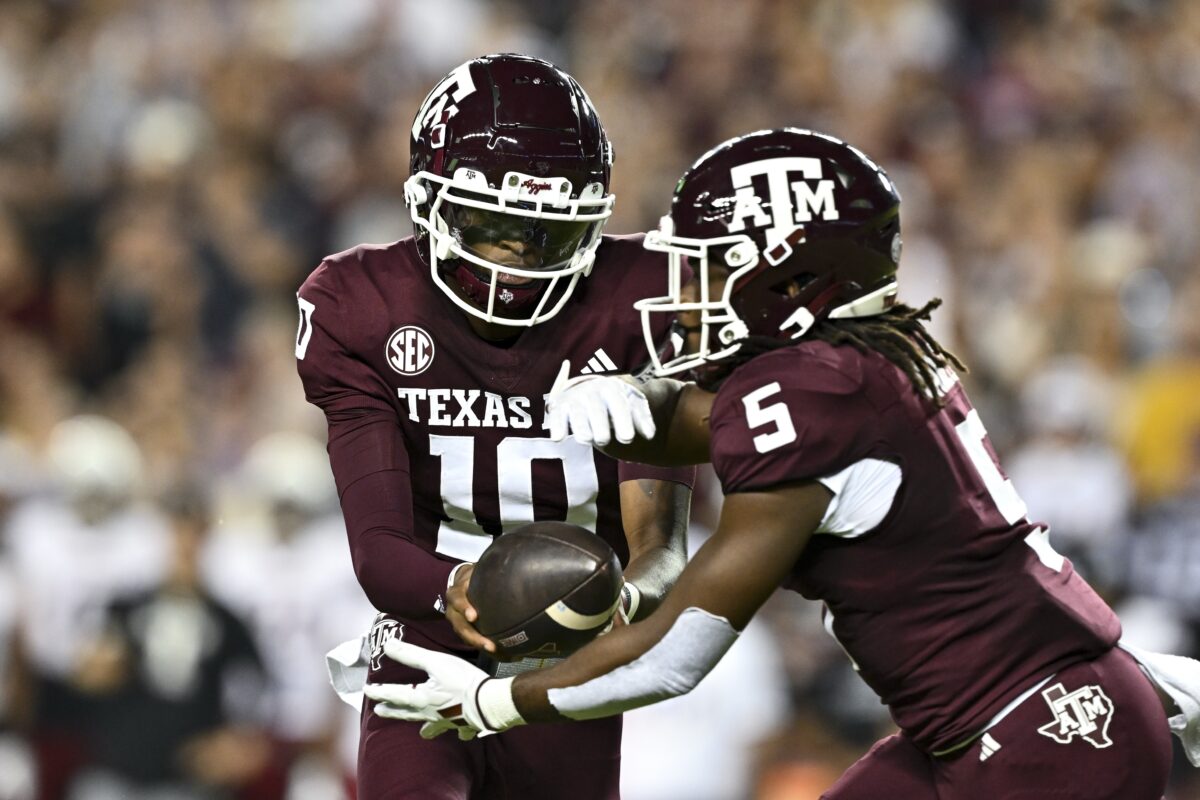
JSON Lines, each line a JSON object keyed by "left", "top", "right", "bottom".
{"left": 447, "top": 562, "right": 473, "bottom": 593}
{"left": 621, "top": 582, "right": 642, "bottom": 622}
{"left": 474, "top": 677, "right": 525, "bottom": 732}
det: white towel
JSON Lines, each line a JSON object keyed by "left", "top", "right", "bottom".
{"left": 1120, "top": 641, "right": 1200, "bottom": 767}
{"left": 326, "top": 636, "right": 371, "bottom": 710}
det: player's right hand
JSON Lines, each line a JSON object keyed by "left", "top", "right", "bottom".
{"left": 546, "top": 360, "right": 656, "bottom": 447}
{"left": 366, "top": 639, "right": 490, "bottom": 740}
{"left": 445, "top": 564, "right": 497, "bottom": 655}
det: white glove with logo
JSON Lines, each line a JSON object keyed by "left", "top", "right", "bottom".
{"left": 546, "top": 360, "right": 656, "bottom": 446}
{"left": 363, "top": 639, "right": 524, "bottom": 741}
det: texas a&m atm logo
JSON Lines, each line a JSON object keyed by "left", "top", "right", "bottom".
{"left": 368, "top": 616, "right": 403, "bottom": 671}
{"left": 410, "top": 61, "right": 476, "bottom": 150}
{"left": 386, "top": 326, "right": 436, "bottom": 376}
{"left": 1036, "top": 682, "right": 1115, "bottom": 749}
{"left": 726, "top": 156, "right": 840, "bottom": 265}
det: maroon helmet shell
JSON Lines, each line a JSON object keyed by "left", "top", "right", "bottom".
{"left": 406, "top": 54, "right": 614, "bottom": 327}
{"left": 637, "top": 128, "right": 901, "bottom": 380}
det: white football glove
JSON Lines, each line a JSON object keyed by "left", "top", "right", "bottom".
{"left": 546, "top": 360, "right": 656, "bottom": 446}
{"left": 363, "top": 639, "right": 524, "bottom": 740}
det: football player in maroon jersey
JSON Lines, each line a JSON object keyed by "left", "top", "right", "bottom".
{"left": 364, "top": 129, "right": 1200, "bottom": 798}
{"left": 296, "top": 54, "right": 695, "bottom": 799}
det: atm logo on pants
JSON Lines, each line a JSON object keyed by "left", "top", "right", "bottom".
{"left": 1036, "top": 683, "right": 1114, "bottom": 749}
{"left": 369, "top": 616, "right": 403, "bottom": 671}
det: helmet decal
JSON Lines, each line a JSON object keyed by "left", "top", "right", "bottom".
{"left": 727, "top": 157, "right": 840, "bottom": 265}
{"left": 411, "top": 62, "right": 477, "bottom": 149}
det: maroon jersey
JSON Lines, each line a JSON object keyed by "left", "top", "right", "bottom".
{"left": 709, "top": 341, "right": 1120, "bottom": 754}
{"left": 297, "top": 235, "right": 691, "bottom": 659}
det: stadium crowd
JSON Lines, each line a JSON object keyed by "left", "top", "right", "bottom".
{"left": 1, "top": 0, "right": 1199, "bottom": 797}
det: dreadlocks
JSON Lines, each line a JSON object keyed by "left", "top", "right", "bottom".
{"left": 809, "top": 298, "right": 966, "bottom": 404}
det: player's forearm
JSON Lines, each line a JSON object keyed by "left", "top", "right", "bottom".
{"left": 622, "top": 545, "right": 686, "bottom": 619}
{"left": 511, "top": 612, "right": 673, "bottom": 721}
{"left": 352, "top": 535, "right": 455, "bottom": 621}
{"left": 326, "top": 411, "right": 456, "bottom": 620}
{"left": 508, "top": 488, "right": 820, "bottom": 726}
{"left": 509, "top": 606, "right": 738, "bottom": 723}
{"left": 618, "top": 478, "right": 691, "bottom": 619}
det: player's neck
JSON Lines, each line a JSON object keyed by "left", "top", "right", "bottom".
{"left": 465, "top": 314, "right": 526, "bottom": 347}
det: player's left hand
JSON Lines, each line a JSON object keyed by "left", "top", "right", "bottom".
{"left": 444, "top": 564, "right": 497, "bottom": 655}
{"left": 365, "top": 639, "right": 491, "bottom": 740}
{"left": 546, "top": 360, "right": 656, "bottom": 446}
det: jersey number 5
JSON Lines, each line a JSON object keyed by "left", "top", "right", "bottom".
{"left": 742, "top": 382, "right": 798, "bottom": 454}
{"left": 954, "top": 409, "right": 1027, "bottom": 525}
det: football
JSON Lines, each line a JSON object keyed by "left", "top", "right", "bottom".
{"left": 468, "top": 521, "right": 624, "bottom": 660}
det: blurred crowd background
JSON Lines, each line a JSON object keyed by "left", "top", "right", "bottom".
{"left": 1, "top": 0, "right": 1200, "bottom": 798}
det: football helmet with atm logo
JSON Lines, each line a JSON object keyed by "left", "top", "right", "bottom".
{"left": 637, "top": 128, "right": 901, "bottom": 379}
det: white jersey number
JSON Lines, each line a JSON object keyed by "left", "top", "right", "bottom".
{"left": 742, "top": 382, "right": 798, "bottom": 454}
{"left": 295, "top": 296, "right": 316, "bottom": 360}
{"left": 954, "top": 409, "right": 1027, "bottom": 525}
{"left": 428, "top": 434, "right": 599, "bottom": 561}
{"left": 954, "top": 409, "right": 1062, "bottom": 570}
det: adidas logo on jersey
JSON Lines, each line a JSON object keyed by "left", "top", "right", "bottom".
{"left": 579, "top": 348, "right": 619, "bottom": 375}
{"left": 978, "top": 733, "right": 1002, "bottom": 762}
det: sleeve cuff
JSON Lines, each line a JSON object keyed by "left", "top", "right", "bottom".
{"left": 476, "top": 677, "right": 525, "bottom": 732}
{"left": 620, "top": 582, "right": 642, "bottom": 622}
{"left": 447, "top": 561, "right": 473, "bottom": 592}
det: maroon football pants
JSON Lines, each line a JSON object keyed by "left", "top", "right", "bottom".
{"left": 822, "top": 647, "right": 1172, "bottom": 799}
{"left": 356, "top": 705, "right": 622, "bottom": 800}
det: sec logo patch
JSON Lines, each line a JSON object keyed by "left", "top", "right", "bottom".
{"left": 386, "top": 326, "right": 435, "bottom": 375}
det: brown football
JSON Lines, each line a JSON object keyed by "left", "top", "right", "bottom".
{"left": 468, "top": 521, "right": 624, "bottom": 660}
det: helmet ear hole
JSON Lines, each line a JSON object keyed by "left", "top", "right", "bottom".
{"left": 725, "top": 242, "right": 756, "bottom": 268}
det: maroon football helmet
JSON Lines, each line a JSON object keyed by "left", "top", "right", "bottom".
{"left": 636, "top": 128, "right": 901, "bottom": 377}
{"left": 406, "top": 54, "right": 614, "bottom": 327}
